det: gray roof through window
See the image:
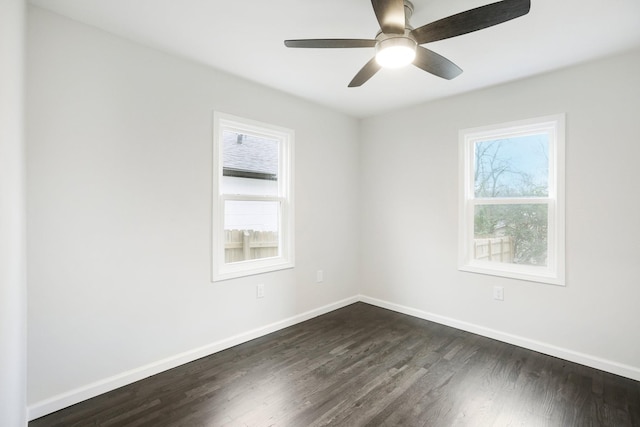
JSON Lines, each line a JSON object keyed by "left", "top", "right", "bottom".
{"left": 223, "top": 131, "right": 278, "bottom": 176}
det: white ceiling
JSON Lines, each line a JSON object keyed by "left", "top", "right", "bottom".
{"left": 28, "top": 0, "right": 640, "bottom": 118}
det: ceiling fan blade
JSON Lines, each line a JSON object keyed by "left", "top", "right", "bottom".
{"left": 412, "top": 46, "right": 463, "bottom": 80}
{"left": 411, "top": 0, "right": 531, "bottom": 44}
{"left": 348, "top": 58, "right": 382, "bottom": 87}
{"left": 371, "top": 0, "right": 406, "bottom": 34}
{"left": 285, "top": 39, "right": 376, "bottom": 49}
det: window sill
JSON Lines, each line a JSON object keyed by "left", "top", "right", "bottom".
{"left": 212, "top": 259, "right": 294, "bottom": 282}
{"left": 459, "top": 263, "right": 565, "bottom": 286}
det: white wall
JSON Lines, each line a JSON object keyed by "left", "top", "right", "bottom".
{"left": 26, "top": 7, "right": 360, "bottom": 414}
{"left": 360, "top": 49, "right": 640, "bottom": 379}
{"left": 0, "top": 0, "right": 27, "bottom": 425}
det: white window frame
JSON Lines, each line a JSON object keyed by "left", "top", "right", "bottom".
{"left": 458, "top": 114, "right": 565, "bottom": 285}
{"left": 212, "top": 112, "right": 294, "bottom": 282}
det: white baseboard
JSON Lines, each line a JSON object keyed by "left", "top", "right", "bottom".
{"left": 27, "top": 295, "right": 359, "bottom": 421}
{"left": 29, "top": 294, "right": 640, "bottom": 420}
{"left": 359, "top": 295, "right": 640, "bottom": 382}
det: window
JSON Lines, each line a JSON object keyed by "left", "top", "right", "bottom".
{"left": 458, "top": 114, "right": 565, "bottom": 285}
{"left": 212, "top": 112, "right": 294, "bottom": 281}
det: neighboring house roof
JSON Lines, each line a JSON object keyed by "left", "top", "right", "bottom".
{"left": 223, "top": 131, "right": 278, "bottom": 179}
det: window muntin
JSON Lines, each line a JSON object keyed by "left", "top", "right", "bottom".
{"left": 212, "top": 113, "right": 294, "bottom": 281}
{"left": 459, "top": 115, "right": 565, "bottom": 285}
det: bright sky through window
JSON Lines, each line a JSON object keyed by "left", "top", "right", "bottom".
{"left": 474, "top": 134, "right": 549, "bottom": 198}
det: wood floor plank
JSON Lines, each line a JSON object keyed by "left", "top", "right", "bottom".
{"left": 30, "top": 303, "right": 640, "bottom": 426}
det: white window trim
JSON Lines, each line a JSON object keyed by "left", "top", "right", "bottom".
{"left": 458, "top": 114, "right": 565, "bottom": 285}
{"left": 212, "top": 112, "right": 295, "bottom": 282}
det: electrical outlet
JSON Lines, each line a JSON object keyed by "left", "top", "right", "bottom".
{"left": 256, "top": 284, "right": 265, "bottom": 298}
{"left": 316, "top": 270, "right": 324, "bottom": 283}
{"left": 493, "top": 286, "right": 504, "bottom": 301}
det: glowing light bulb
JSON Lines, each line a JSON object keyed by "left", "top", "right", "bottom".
{"left": 375, "top": 36, "right": 417, "bottom": 69}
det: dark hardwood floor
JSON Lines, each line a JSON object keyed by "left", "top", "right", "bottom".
{"left": 30, "top": 303, "right": 640, "bottom": 426}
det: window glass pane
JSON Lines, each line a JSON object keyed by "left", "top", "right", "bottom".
{"left": 224, "top": 200, "right": 279, "bottom": 263}
{"left": 474, "top": 134, "right": 549, "bottom": 198}
{"left": 474, "top": 204, "right": 548, "bottom": 266}
{"left": 222, "top": 130, "right": 279, "bottom": 196}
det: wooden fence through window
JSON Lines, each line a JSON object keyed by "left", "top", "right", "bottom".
{"left": 474, "top": 236, "right": 514, "bottom": 263}
{"left": 224, "top": 229, "right": 279, "bottom": 263}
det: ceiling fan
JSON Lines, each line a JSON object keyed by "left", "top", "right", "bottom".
{"left": 284, "top": 0, "right": 531, "bottom": 87}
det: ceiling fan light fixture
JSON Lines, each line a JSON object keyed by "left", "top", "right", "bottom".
{"left": 375, "top": 36, "right": 416, "bottom": 69}
{"left": 284, "top": 0, "right": 531, "bottom": 86}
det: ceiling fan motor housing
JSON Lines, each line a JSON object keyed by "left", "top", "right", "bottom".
{"left": 373, "top": 1, "right": 416, "bottom": 68}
